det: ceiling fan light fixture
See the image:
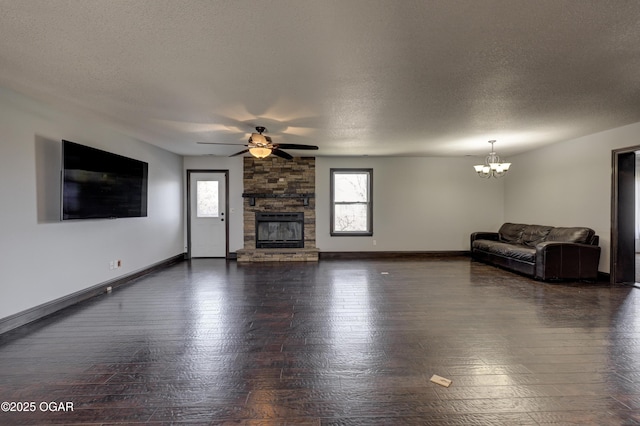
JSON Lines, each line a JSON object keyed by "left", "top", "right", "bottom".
{"left": 197, "top": 125, "right": 318, "bottom": 160}
{"left": 249, "top": 146, "right": 272, "bottom": 158}
{"left": 249, "top": 133, "right": 267, "bottom": 145}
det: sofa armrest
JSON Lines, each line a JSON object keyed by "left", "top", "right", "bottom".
{"left": 534, "top": 241, "right": 601, "bottom": 281}
{"left": 471, "top": 232, "right": 499, "bottom": 245}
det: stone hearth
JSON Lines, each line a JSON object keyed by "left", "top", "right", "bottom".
{"left": 237, "top": 156, "right": 318, "bottom": 262}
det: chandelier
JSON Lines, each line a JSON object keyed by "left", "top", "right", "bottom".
{"left": 473, "top": 140, "right": 511, "bottom": 178}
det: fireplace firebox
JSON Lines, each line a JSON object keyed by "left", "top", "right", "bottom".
{"left": 255, "top": 212, "right": 304, "bottom": 248}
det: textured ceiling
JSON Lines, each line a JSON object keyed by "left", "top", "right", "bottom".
{"left": 1, "top": 0, "right": 640, "bottom": 158}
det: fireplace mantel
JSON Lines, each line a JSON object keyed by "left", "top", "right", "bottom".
{"left": 242, "top": 192, "right": 315, "bottom": 206}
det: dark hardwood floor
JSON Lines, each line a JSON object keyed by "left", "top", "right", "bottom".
{"left": 1, "top": 257, "right": 640, "bottom": 425}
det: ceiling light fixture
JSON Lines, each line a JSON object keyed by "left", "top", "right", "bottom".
{"left": 249, "top": 132, "right": 267, "bottom": 145}
{"left": 248, "top": 126, "right": 273, "bottom": 158}
{"left": 248, "top": 146, "right": 272, "bottom": 158}
{"left": 197, "top": 126, "right": 319, "bottom": 160}
{"left": 473, "top": 140, "right": 511, "bottom": 178}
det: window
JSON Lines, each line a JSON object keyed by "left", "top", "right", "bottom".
{"left": 331, "top": 168, "right": 373, "bottom": 236}
{"left": 196, "top": 180, "right": 219, "bottom": 217}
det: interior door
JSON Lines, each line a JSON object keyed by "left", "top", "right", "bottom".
{"left": 612, "top": 149, "right": 636, "bottom": 284}
{"left": 189, "top": 172, "right": 227, "bottom": 258}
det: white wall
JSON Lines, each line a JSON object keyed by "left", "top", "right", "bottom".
{"left": 505, "top": 121, "right": 640, "bottom": 273}
{"left": 182, "top": 156, "right": 244, "bottom": 253}
{"left": 316, "top": 157, "right": 505, "bottom": 251}
{"left": 0, "top": 87, "right": 184, "bottom": 320}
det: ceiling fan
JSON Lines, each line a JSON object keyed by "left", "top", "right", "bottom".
{"left": 198, "top": 126, "right": 318, "bottom": 160}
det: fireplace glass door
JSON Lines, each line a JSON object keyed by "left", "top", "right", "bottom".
{"left": 256, "top": 212, "right": 304, "bottom": 248}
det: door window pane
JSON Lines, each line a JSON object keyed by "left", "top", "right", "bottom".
{"left": 197, "top": 181, "right": 219, "bottom": 217}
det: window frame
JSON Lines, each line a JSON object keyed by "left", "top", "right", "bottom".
{"left": 330, "top": 168, "right": 373, "bottom": 236}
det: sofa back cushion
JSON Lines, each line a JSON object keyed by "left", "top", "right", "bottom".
{"left": 521, "top": 225, "right": 554, "bottom": 247}
{"left": 498, "top": 223, "right": 526, "bottom": 244}
{"left": 546, "top": 227, "right": 595, "bottom": 244}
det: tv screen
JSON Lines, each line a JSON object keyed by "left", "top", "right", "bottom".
{"left": 61, "top": 140, "right": 148, "bottom": 220}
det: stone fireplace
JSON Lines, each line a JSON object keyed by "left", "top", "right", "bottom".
{"left": 236, "top": 156, "right": 318, "bottom": 262}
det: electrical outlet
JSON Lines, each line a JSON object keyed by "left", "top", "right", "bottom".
{"left": 109, "top": 261, "right": 114, "bottom": 270}
{"left": 373, "top": 240, "right": 377, "bottom": 246}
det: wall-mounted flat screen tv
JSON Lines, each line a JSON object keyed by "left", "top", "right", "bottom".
{"left": 61, "top": 140, "right": 148, "bottom": 220}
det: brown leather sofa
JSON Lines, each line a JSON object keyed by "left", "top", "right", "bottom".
{"left": 471, "top": 223, "right": 601, "bottom": 281}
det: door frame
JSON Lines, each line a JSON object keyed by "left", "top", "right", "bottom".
{"left": 611, "top": 146, "right": 639, "bottom": 284}
{"left": 186, "top": 169, "right": 230, "bottom": 259}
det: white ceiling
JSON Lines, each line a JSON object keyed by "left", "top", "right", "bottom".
{"left": 2, "top": 0, "right": 640, "bottom": 158}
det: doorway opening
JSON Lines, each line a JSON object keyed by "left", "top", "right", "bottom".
{"left": 611, "top": 146, "right": 640, "bottom": 287}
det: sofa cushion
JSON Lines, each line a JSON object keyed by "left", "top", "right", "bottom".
{"left": 472, "top": 240, "right": 536, "bottom": 263}
{"left": 521, "top": 225, "right": 554, "bottom": 247}
{"left": 472, "top": 239, "right": 497, "bottom": 252}
{"left": 498, "top": 223, "right": 526, "bottom": 244}
{"left": 503, "top": 245, "right": 536, "bottom": 262}
{"left": 546, "top": 227, "right": 595, "bottom": 244}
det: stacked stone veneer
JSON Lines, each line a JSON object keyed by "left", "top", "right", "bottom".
{"left": 237, "top": 156, "right": 318, "bottom": 262}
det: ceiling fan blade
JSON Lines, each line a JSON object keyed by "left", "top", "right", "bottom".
{"left": 275, "top": 143, "right": 319, "bottom": 150}
{"left": 271, "top": 149, "right": 293, "bottom": 160}
{"left": 229, "top": 149, "right": 250, "bottom": 157}
{"left": 197, "top": 142, "right": 249, "bottom": 146}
